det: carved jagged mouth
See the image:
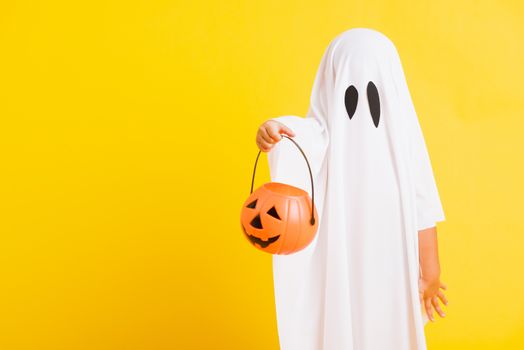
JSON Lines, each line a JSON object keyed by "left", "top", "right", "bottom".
{"left": 242, "top": 224, "right": 280, "bottom": 248}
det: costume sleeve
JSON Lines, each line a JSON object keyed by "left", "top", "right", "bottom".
{"left": 410, "top": 117, "right": 446, "bottom": 231}
{"left": 266, "top": 115, "right": 329, "bottom": 218}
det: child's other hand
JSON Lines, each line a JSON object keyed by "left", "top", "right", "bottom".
{"left": 256, "top": 120, "right": 296, "bottom": 152}
{"left": 418, "top": 277, "right": 448, "bottom": 322}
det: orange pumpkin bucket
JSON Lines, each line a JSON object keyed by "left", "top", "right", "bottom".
{"left": 240, "top": 135, "right": 319, "bottom": 255}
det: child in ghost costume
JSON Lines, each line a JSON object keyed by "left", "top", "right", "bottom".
{"left": 256, "top": 28, "right": 448, "bottom": 349}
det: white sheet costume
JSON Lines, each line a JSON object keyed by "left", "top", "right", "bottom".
{"left": 267, "top": 28, "right": 445, "bottom": 350}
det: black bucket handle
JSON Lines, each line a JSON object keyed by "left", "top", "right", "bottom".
{"left": 250, "top": 135, "right": 316, "bottom": 226}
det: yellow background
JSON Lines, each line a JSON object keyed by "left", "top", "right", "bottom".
{"left": 1, "top": 1, "right": 523, "bottom": 349}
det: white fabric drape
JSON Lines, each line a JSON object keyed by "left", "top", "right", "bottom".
{"left": 267, "top": 28, "right": 445, "bottom": 350}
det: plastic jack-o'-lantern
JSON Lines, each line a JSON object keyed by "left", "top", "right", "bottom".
{"left": 240, "top": 135, "right": 319, "bottom": 255}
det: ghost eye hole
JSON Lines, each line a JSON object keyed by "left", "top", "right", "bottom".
{"left": 367, "top": 81, "right": 380, "bottom": 128}
{"left": 344, "top": 85, "right": 358, "bottom": 120}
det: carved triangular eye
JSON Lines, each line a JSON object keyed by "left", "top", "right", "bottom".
{"left": 250, "top": 214, "right": 263, "bottom": 229}
{"left": 267, "top": 206, "right": 281, "bottom": 220}
{"left": 367, "top": 81, "right": 380, "bottom": 128}
{"left": 246, "top": 199, "right": 257, "bottom": 208}
{"left": 344, "top": 85, "right": 358, "bottom": 120}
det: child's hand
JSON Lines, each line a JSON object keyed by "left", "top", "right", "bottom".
{"left": 256, "top": 120, "right": 296, "bottom": 152}
{"left": 419, "top": 277, "right": 448, "bottom": 322}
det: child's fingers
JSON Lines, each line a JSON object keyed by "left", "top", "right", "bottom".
{"left": 256, "top": 134, "right": 274, "bottom": 152}
{"left": 437, "top": 290, "right": 448, "bottom": 306}
{"left": 439, "top": 281, "right": 447, "bottom": 290}
{"left": 424, "top": 298, "right": 434, "bottom": 322}
{"left": 266, "top": 125, "right": 284, "bottom": 142}
{"left": 280, "top": 125, "right": 296, "bottom": 137}
{"left": 431, "top": 296, "right": 446, "bottom": 318}
{"left": 259, "top": 126, "right": 275, "bottom": 144}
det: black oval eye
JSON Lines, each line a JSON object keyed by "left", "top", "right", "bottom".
{"left": 367, "top": 81, "right": 380, "bottom": 127}
{"left": 344, "top": 85, "right": 358, "bottom": 120}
